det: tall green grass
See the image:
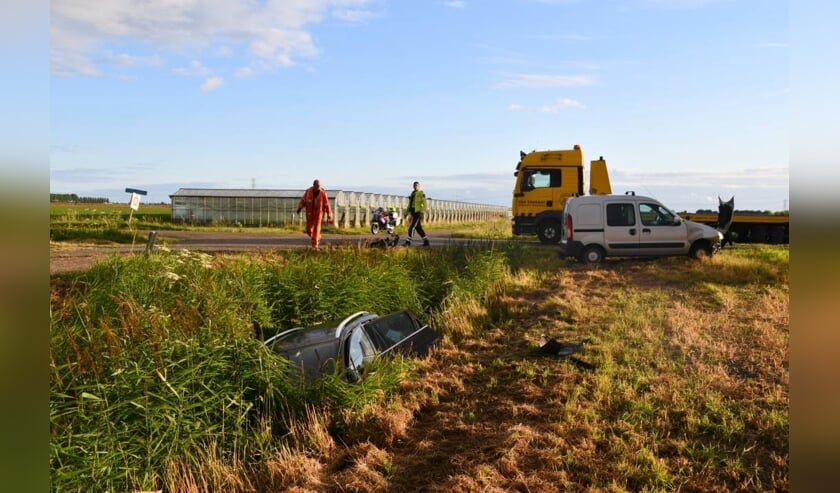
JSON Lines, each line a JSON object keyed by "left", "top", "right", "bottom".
{"left": 50, "top": 244, "right": 510, "bottom": 492}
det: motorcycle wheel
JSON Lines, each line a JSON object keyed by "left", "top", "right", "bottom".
{"left": 371, "top": 222, "right": 380, "bottom": 235}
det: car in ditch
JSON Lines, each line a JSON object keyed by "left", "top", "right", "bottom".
{"left": 265, "top": 309, "right": 440, "bottom": 382}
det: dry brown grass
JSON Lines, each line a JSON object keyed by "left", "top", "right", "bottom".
{"left": 262, "top": 246, "right": 788, "bottom": 492}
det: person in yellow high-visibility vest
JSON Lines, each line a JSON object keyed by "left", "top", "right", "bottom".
{"left": 404, "top": 181, "right": 430, "bottom": 247}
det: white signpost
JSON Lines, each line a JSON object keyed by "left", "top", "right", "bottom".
{"left": 125, "top": 187, "right": 147, "bottom": 223}
{"left": 129, "top": 192, "right": 141, "bottom": 211}
{"left": 124, "top": 188, "right": 149, "bottom": 252}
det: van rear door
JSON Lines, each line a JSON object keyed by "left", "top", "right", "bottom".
{"left": 603, "top": 200, "right": 640, "bottom": 253}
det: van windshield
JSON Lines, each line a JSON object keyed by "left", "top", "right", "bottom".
{"left": 640, "top": 203, "right": 676, "bottom": 226}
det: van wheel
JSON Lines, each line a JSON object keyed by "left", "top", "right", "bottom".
{"left": 689, "top": 241, "right": 712, "bottom": 259}
{"left": 579, "top": 245, "right": 605, "bottom": 264}
{"left": 537, "top": 220, "right": 561, "bottom": 244}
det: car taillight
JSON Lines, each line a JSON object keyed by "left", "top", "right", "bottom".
{"left": 566, "top": 215, "right": 573, "bottom": 240}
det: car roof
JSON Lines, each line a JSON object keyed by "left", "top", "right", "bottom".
{"left": 270, "top": 325, "right": 338, "bottom": 350}
{"left": 266, "top": 312, "right": 378, "bottom": 367}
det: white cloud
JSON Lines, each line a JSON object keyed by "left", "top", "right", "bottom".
{"left": 441, "top": 1, "right": 467, "bottom": 8}
{"left": 508, "top": 98, "right": 586, "bottom": 112}
{"left": 496, "top": 73, "right": 596, "bottom": 88}
{"left": 50, "top": 0, "right": 379, "bottom": 78}
{"left": 333, "top": 9, "right": 382, "bottom": 23}
{"left": 106, "top": 53, "right": 164, "bottom": 67}
{"left": 51, "top": 51, "right": 102, "bottom": 78}
{"left": 172, "top": 60, "right": 212, "bottom": 76}
{"left": 249, "top": 28, "right": 317, "bottom": 66}
{"left": 611, "top": 168, "right": 789, "bottom": 189}
{"left": 201, "top": 77, "right": 224, "bottom": 91}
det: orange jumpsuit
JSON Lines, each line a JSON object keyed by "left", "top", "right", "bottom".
{"left": 298, "top": 186, "right": 333, "bottom": 249}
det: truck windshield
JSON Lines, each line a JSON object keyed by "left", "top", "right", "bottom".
{"left": 522, "top": 169, "right": 561, "bottom": 190}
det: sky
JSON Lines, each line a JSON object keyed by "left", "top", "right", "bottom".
{"left": 48, "top": 0, "right": 790, "bottom": 212}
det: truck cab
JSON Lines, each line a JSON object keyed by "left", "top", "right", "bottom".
{"left": 559, "top": 193, "right": 723, "bottom": 263}
{"left": 511, "top": 145, "right": 611, "bottom": 244}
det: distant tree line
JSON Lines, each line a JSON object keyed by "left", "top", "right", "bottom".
{"left": 50, "top": 193, "right": 110, "bottom": 204}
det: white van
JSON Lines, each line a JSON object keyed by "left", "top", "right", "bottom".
{"left": 559, "top": 193, "right": 723, "bottom": 263}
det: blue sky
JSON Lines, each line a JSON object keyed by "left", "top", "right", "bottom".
{"left": 49, "top": 0, "right": 789, "bottom": 212}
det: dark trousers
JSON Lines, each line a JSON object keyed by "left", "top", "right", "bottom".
{"left": 407, "top": 212, "right": 426, "bottom": 239}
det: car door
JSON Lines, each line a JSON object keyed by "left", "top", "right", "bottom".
{"left": 602, "top": 200, "right": 640, "bottom": 254}
{"left": 636, "top": 201, "right": 689, "bottom": 255}
{"left": 363, "top": 310, "right": 440, "bottom": 357}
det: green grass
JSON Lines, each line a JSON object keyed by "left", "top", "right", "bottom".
{"left": 50, "top": 243, "right": 788, "bottom": 492}
{"left": 50, "top": 244, "right": 510, "bottom": 492}
{"left": 50, "top": 202, "right": 172, "bottom": 216}
{"left": 50, "top": 202, "right": 515, "bottom": 243}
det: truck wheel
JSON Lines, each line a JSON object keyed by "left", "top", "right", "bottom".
{"left": 370, "top": 223, "right": 380, "bottom": 235}
{"left": 579, "top": 245, "right": 605, "bottom": 264}
{"left": 689, "top": 241, "right": 712, "bottom": 259}
{"left": 537, "top": 220, "right": 561, "bottom": 244}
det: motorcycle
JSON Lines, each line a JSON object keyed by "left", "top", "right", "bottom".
{"left": 370, "top": 207, "right": 401, "bottom": 235}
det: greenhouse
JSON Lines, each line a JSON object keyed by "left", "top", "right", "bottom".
{"left": 170, "top": 188, "right": 510, "bottom": 228}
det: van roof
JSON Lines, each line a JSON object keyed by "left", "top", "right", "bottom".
{"left": 569, "top": 193, "right": 657, "bottom": 203}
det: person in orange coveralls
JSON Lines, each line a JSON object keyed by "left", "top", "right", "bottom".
{"left": 297, "top": 179, "right": 333, "bottom": 250}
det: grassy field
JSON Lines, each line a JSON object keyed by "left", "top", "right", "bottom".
{"left": 50, "top": 202, "right": 173, "bottom": 242}
{"left": 49, "top": 202, "right": 172, "bottom": 218}
{"left": 49, "top": 242, "right": 788, "bottom": 492}
{"left": 50, "top": 202, "right": 517, "bottom": 242}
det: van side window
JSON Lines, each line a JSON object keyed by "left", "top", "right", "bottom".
{"left": 521, "top": 169, "right": 561, "bottom": 191}
{"left": 640, "top": 203, "right": 675, "bottom": 226}
{"left": 606, "top": 203, "right": 635, "bottom": 226}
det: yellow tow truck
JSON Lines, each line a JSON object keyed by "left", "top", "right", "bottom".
{"left": 511, "top": 145, "right": 789, "bottom": 244}
{"left": 511, "top": 145, "right": 612, "bottom": 244}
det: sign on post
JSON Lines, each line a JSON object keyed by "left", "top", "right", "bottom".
{"left": 125, "top": 188, "right": 147, "bottom": 223}
{"left": 129, "top": 192, "right": 141, "bottom": 211}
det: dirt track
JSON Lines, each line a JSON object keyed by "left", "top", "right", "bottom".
{"left": 49, "top": 230, "right": 515, "bottom": 275}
